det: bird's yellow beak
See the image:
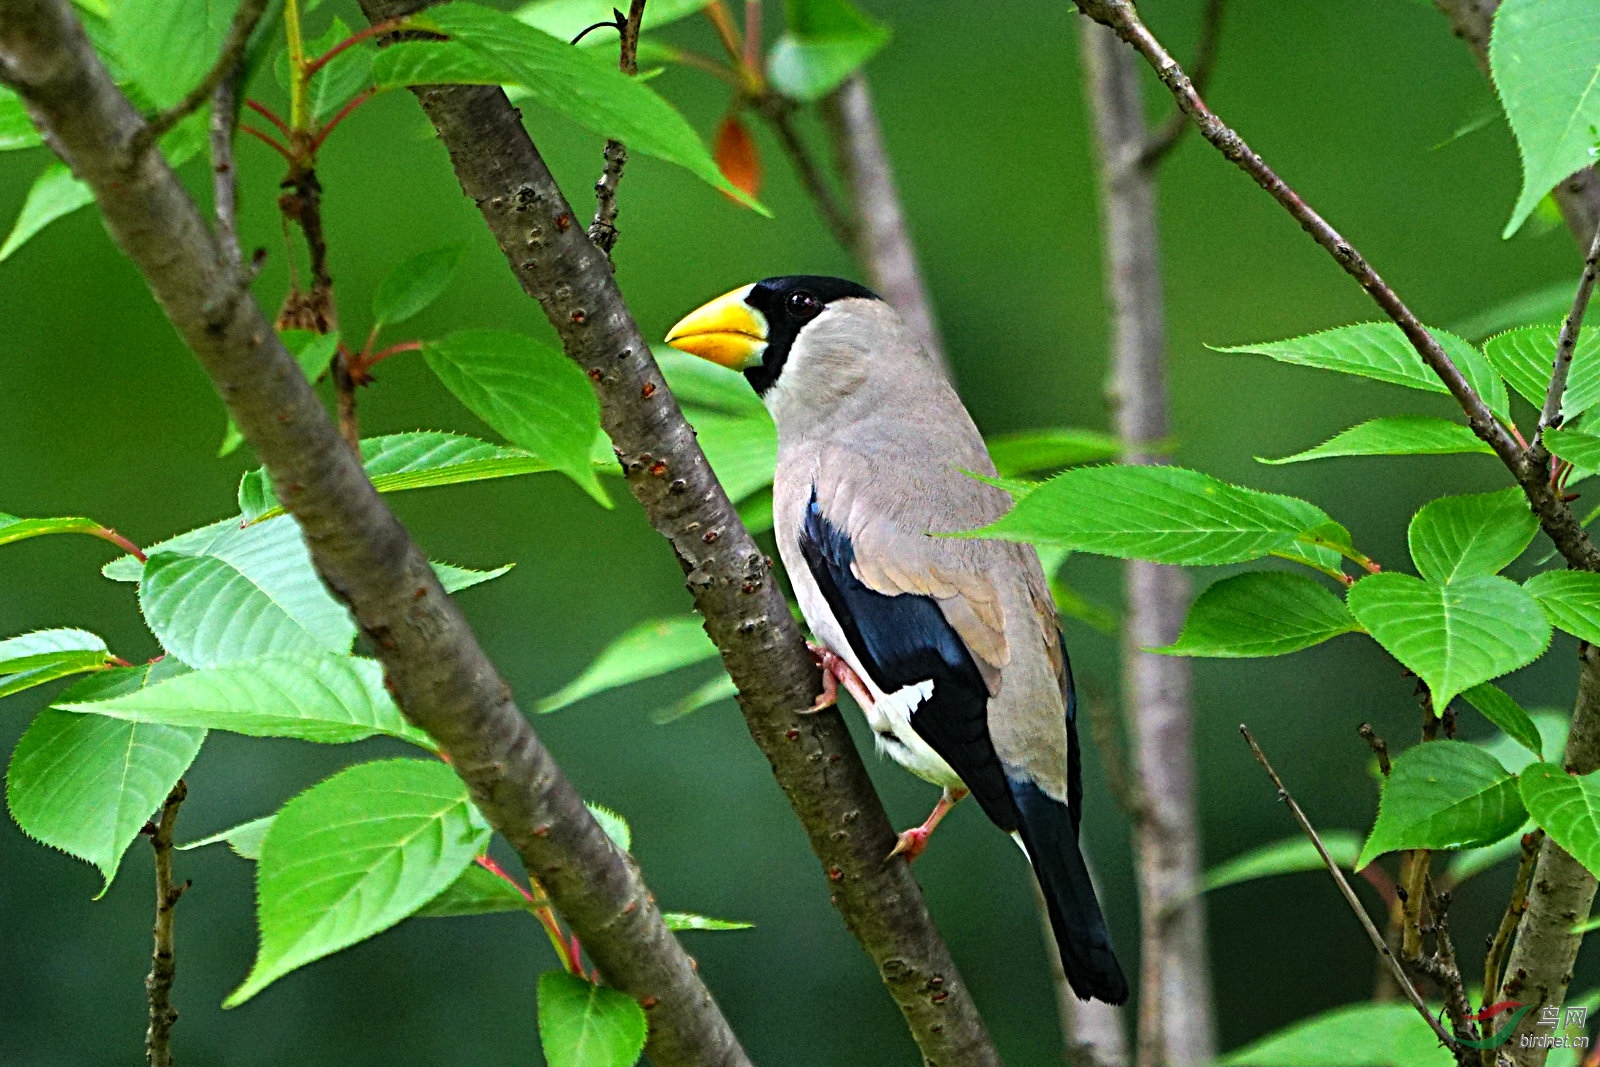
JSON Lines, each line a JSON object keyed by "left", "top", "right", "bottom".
{"left": 665, "top": 285, "right": 769, "bottom": 370}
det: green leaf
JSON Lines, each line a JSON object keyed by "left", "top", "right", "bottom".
{"left": 1463, "top": 683, "right": 1545, "bottom": 758}
{"left": 57, "top": 651, "right": 433, "bottom": 747}
{"left": 1357, "top": 740, "right": 1525, "bottom": 868}
{"left": 1217, "top": 1001, "right": 1454, "bottom": 1066}
{"left": 1347, "top": 572, "right": 1550, "bottom": 710}
{"left": 381, "top": 3, "right": 761, "bottom": 207}
{"left": 1489, "top": 0, "right": 1600, "bottom": 237}
{"left": 683, "top": 408, "right": 777, "bottom": 503}
{"left": 1451, "top": 279, "right": 1575, "bottom": 341}
{"left": 0, "top": 164, "right": 89, "bottom": 262}
{"left": 8, "top": 663, "right": 204, "bottom": 892}
{"left": 1481, "top": 711, "right": 1570, "bottom": 775}
{"left": 373, "top": 243, "right": 466, "bottom": 328}
{"left": 178, "top": 814, "right": 274, "bottom": 859}
{"left": 1545, "top": 426, "right": 1600, "bottom": 470}
{"left": 968, "top": 464, "right": 1338, "bottom": 567}
{"left": 586, "top": 802, "right": 631, "bottom": 852}
{"left": 1520, "top": 762, "right": 1600, "bottom": 878}
{"left": 654, "top": 347, "right": 764, "bottom": 416}
{"left": 1202, "top": 832, "right": 1362, "bottom": 892}
{"left": 1157, "top": 571, "right": 1358, "bottom": 658}
{"left": 985, "top": 429, "right": 1123, "bottom": 476}
{"left": 768, "top": 0, "right": 890, "bottom": 102}
{"left": 661, "top": 912, "right": 753, "bottom": 931}
{"left": 650, "top": 672, "right": 737, "bottom": 724}
{"left": 1213, "top": 322, "right": 1510, "bottom": 419}
{"left": 242, "top": 431, "right": 577, "bottom": 522}
{"left": 1258, "top": 416, "right": 1492, "bottom": 465}
{"left": 537, "top": 970, "right": 648, "bottom": 1067}
{"left": 0, "top": 86, "right": 42, "bottom": 151}
{"left": 139, "top": 543, "right": 355, "bottom": 668}
{"left": 221, "top": 330, "right": 343, "bottom": 457}
{"left": 514, "top": 0, "right": 711, "bottom": 43}
{"left": 1445, "top": 826, "right": 1531, "bottom": 885}
{"left": 1485, "top": 325, "right": 1600, "bottom": 419}
{"left": 305, "top": 18, "right": 375, "bottom": 125}
{"left": 226, "top": 759, "right": 490, "bottom": 1006}
{"left": 422, "top": 329, "right": 608, "bottom": 505}
{"left": 416, "top": 861, "right": 535, "bottom": 918}
{"left": 431, "top": 559, "right": 514, "bottom": 593}
{"left": 538, "top": 616, "right": 717, "bottom": 712}
{"left": 0, "top": 629, "right": 114, "bottom": 700}
{"left": 1408, "top": 488, "right": 1538, "bottom": 583}
{"left": 113, "top": 0, "right": 240, "bottom": 108}
{"left": 1526, "top": 569, "right": 1600, "bottom": 643}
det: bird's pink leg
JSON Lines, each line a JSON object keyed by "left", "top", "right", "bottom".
{"left": 804, "top": 642, "right": 874, "bottom": 713}
{"left": 889, "top": 787, "right": 969, "bottom": 863}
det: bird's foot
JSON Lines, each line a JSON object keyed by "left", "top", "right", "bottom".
{"left": 887, "top": 787, "right": 968, "bottom": 864}
{"left": 804, "top": 642, "right": 873, "bottom": 714}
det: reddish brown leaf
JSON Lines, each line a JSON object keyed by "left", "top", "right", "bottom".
{"left": 714, "top": 112, "right": 762, "bottom": 202}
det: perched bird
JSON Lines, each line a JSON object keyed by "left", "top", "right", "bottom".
{"left": 665, "top": 276, "right": 1128, "bottom": 1005}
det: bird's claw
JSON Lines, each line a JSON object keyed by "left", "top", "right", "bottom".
{"left": 888, "top": 826, "right": 931, "bottom": 863}
{"left": 805, "top": 641, "right": 874, "bottom": 714}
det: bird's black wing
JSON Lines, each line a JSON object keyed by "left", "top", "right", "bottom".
{"left": 797, "top": 490, "right": 1017, "bottom": 829}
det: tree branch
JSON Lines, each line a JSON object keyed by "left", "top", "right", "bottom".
{"left": 1068, "top": 0, "right": 1600, "bottom": 575}
{"left": 0, "top": 5, "right": 751, "bottom": 1063}
{"left": 1496, "top": 646, "right": 1600, "bottom": 1064}
{"left": 347, "top": 3, "right": 1003, "bottom": 1062}
{"left": 1079, "top": 19, "right": 1211, "bottom": 1067}
{"left": 209, "top": 63, "right": 245, "bottom": 271}
{"left": 1239, "top": 726, "right": 1459, "bottom": 1054}
{"left": 145, "top": 779, "right": 186, "bottom": 1067}
{"left": 818, "top": 73, "right": 947, "bottom": 370}
{"left": 137, "top": 0, "right": 269, "bottom": 149}
{"left": 1533, "top": 217, "right": 1600, "bottom": 458}
{"left": 1430, "top": 0, "right": 1600, "bottom": 248}
{"left": 757, "top": 92, "right": 857, "bottom": 250}
{"left": 587, "top": 0, "right": 645, "bottom": 256}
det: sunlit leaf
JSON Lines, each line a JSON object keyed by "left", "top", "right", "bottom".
{"left": 986, "top": 429, "right": 1123, "bottom": 475}
{"left": 1463, "top": 683, "right": 1544, "bottom": 758}
{"left": 1258, "top": 416, "right": 1492, "bottom": 465}
{"left": 113, "top": 0, "right": 241, "bottom": 109}
{"left": 767, "top": 0, "right": 889, "bottom": 102}
{"left": 537, "top": 969, "right": 648, "bottom": 1067}
{"left": 226, "top": 759, "right": 490, "bottom": 1006}
{"left": 661, "top": 912, "right": 753, "bottom": 931}
{"left": 1218, "top": 1001, "right": 1454, "bottom": 1066}
{"left": 416, "top": 861, "right": 536, "bottom": 918}
{"left": 1202, "top": 832, "right": 1362, "bottom": 892}
{"left": 0, "top": 629, "right": 114, "bottom": 701}
{"left": 539, "top": 616, "right": 717, "bottom": 713}
{"left": 1357, "top": 740, "right": 1525, "bottom": 869}
{"left": 178, "top": 814, "right": 274, "bottom": 859}
{"left": 1158, "top": 571, "right": 1358, "bottom": 658}
{"left": 0, "top": 86, "right": 42, "bottom": 151}
{"left": 373, "top": 244, "right": 466, "bottom": 328}
{"left": 586, "top": 802, "right": 631, "bottom": 852}
{"left": 1407, "top": 488, "right": 1537, "bottom": 583}
{"left": 1520, "top": 762, "right": 1600, "bottom": 879}
{"left": 1484, "top": 325, "right": 1600, "bottom": 418}
{"left": 1527, "top": 569, "right": 1600, "bottom": 644}
{"left": 514, "top": 0, "right": 711, "bottom": 44}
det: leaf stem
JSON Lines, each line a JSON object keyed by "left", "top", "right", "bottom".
{"left": 240, "top": 124, "right": 293, "bottom": 159}
{"left": 92, "top": 525, "right": 146, "bottom": 561}
{"left": 310, "top": 89, "right": 377, "bottom": 153}
{"left": 284, "top": 0, "right": 308, "bottom": 131}
{"left": 302, "top": 18, "right": 402, "bottom": 79}
{"left": 244, "top": 99, "right": 292, "bottom": 137}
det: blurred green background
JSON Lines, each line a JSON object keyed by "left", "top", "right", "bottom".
{"left": 0, "top": 0, "right": 1589, "bottom": 1062}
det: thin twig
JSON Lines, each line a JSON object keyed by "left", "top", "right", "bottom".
{"left": 759, "top": 94, "right": 856, "bottom": 249}
{"left": 1238, "top": 725, "right": 1459, "bottom": 1053}
{"left": 1359, "top": 722, "right": 1392, "bottom": 775}
{"left": 588, "top": 0, "right": 646, "bottom": 256}
{"left": 1070, "top": 0, "right": 1600, "bottom": 574}
{"left": 1484, "top": 830, "right": 1544, "bottom": 1028}
{"left": 145, "top": 780, "right": 188, "bottom": 1067}
{"left": 138, "top": 0, "right": 269, "bottom": 149}
{"left": 1411, "top": 882, "right": 1481, "bottom": 1061}
{"left": 1400, "top": 849, "right": 1432, "bottom": 960}
{"left": 1138, "top": 0, "right": 1223, "bottom": 169}
{"left": 1534, "top": 217, "right": 1600, "bottom": 459}
{"left": 209, "top": 56, "right": 245, "bottom": 270}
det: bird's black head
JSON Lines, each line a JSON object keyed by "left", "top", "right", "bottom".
{"left": 741, "top": 276, "right": 880, "bottom": 395}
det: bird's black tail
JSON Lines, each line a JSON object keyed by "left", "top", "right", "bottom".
{"left": 1011, "top": 780, "right": 1129, "bottom": 1005}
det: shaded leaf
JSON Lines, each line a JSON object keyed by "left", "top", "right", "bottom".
{"left": 1258, "top": 416, "right": 1492, "bottom": 465}
{"left": 587, "top": 802, "right": 631, "bottom": 852}
{"left": 650, "top": 672, "right": 737, "bottom": 724}
{"left": 1489, "top": 0, "right": 1600, "bottom": 236}
{"left": 1357, "top": 740, "right": 1525, "bottom": 868}
{"left": 1545, "top": 426, "right": 1600, "bottom": 471}
{"left": 537, "top": 969, "right": 648, "bottom": 1067}
{"left": 653, "top": 347, "right": 764, "bottom": 416}
{"left": 226, "top": 760, "right": 490, "bottom": 1006}
{"left": 416, "top": 862, "right": 537, "bottom": 918}
{"left": 57, "top": 651, "right": 433, "bottom": 748}
{"left": 305, "top": 18, "right": 376, "bottom": 125}
{"left": 767, "top": 0, "right": 889, "bottom": 102}
{"left": 514, "top": 0, "right": 711, "bottom": 44}
{"left": 661, "top": 912, "right": 753, "bottom": 931}
{"left": 1408, "top": 488, "right": 1537, "bottom": 583}
{"left": 986, "top": 428, "right": 1123, "bottom": 475}
{"left": 1347, "top": 572, "right": 1550, "bottom": 710}
{"left": 539, "top": 616, "right": 718, "bottom": 713}
{"left": 1202, "top": 832, "right": 1362, "bottom": 892}
{"left": 1158, "top": 571, "right": 1358, "bottom": 658}
{"left": 422, "top": 329, "right": 608, "bottom": 505}
{"left": 1485, "top": 325, "right": 1600, "bottom": 419}
{"left": 373, "top": 243, "right": 466, "bottom": 328}
{"left": 178, "top": 815, "right": 274, "bottom": 859}
{"left": 683, "top": 408, "right": 777, "bottom": 503}
{"left": 1451, "top": 280, "right": 1574, "bottom": 341}
{"left": 1463, "top": 683, "right": 1544, "bottom": 758}
{"left": 431, "top": 560, "right": 514, "bottom": 593}
{"left": 1213, "top": 322, "right": 1509, "bottom": 419}
{"left": 1445, "top": 826, "right": 1531, "bottom": 885}
{"left": 1218, "top": 1001, "right": 1454, "bottom": 1066}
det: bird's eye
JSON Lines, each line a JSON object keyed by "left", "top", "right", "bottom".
{"left": 786, "top": 290, "right": 823, "bottom": 320}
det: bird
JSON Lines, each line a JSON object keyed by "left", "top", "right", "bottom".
{"left": 664, "top": 275, "right": 1129, "bottom": 1005}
